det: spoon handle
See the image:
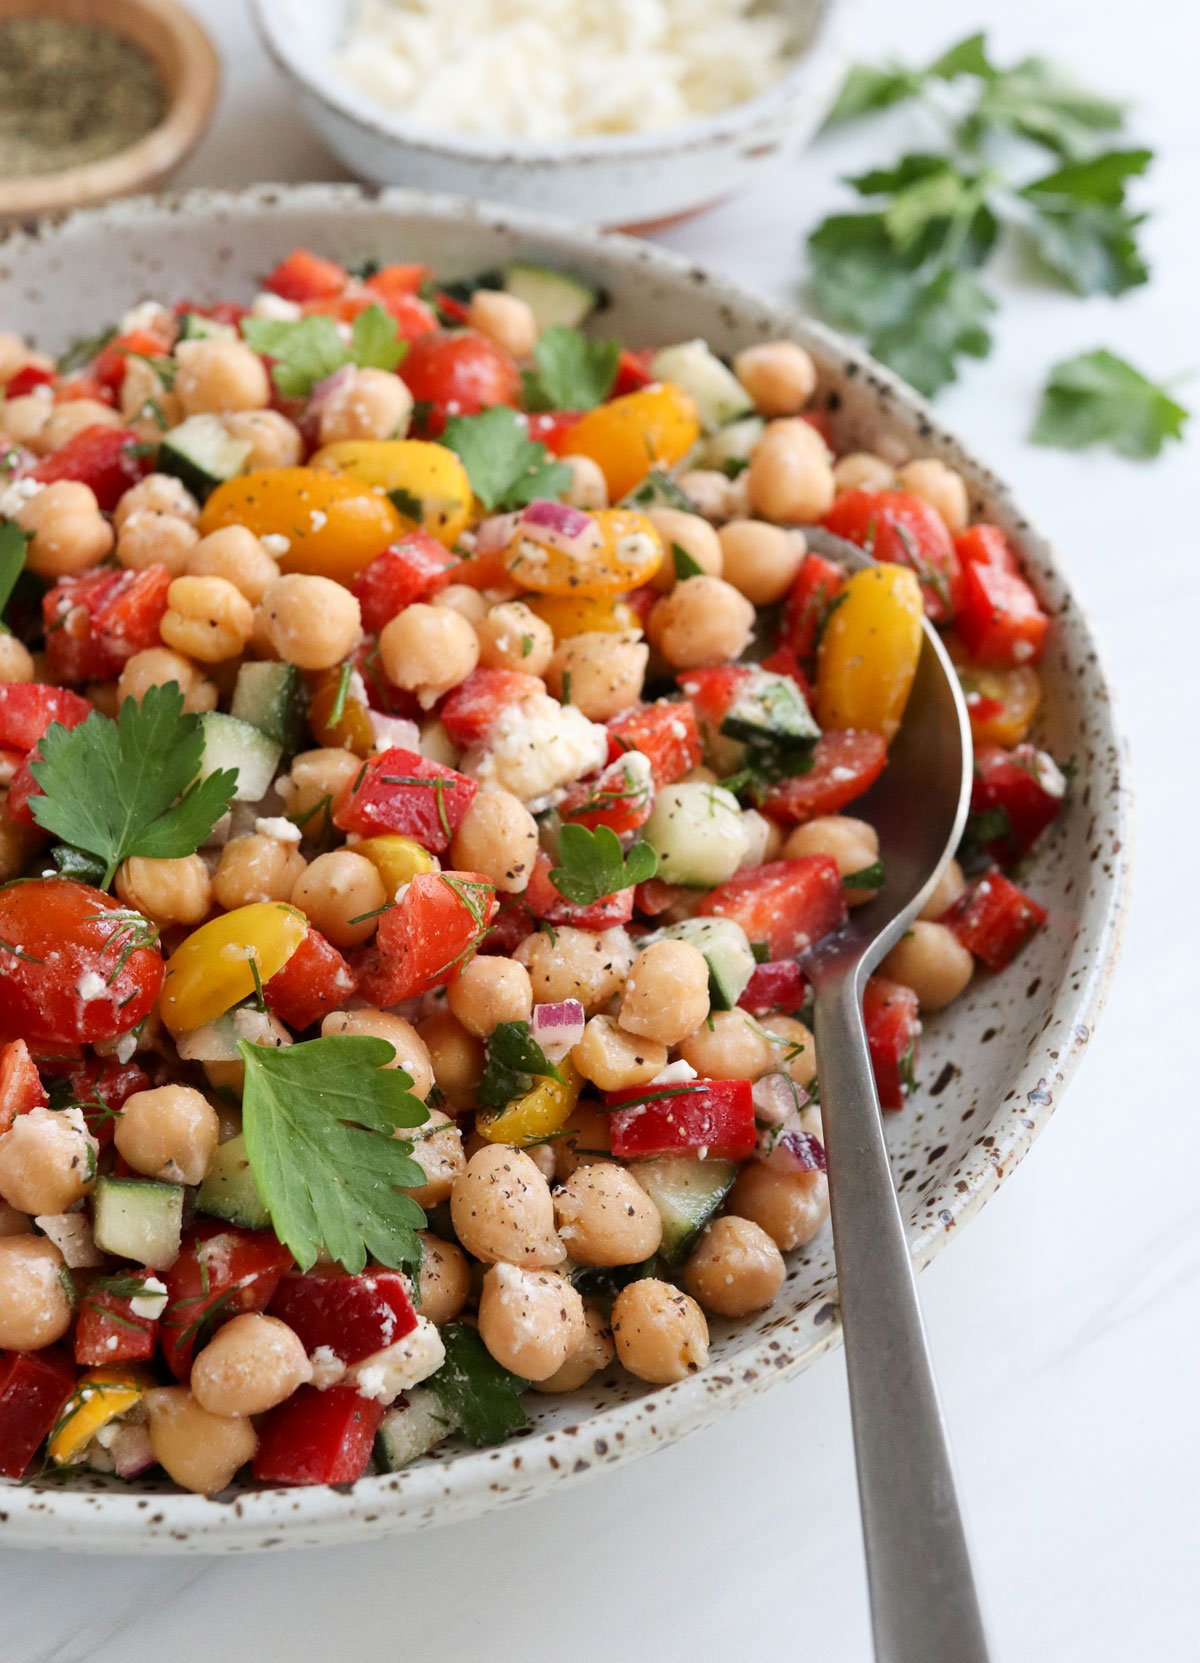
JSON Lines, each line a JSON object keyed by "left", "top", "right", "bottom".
{"left": 812, "top": 971, "right": 992, "bottom": 1663}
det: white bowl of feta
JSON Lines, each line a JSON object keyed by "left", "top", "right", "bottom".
{"left": 250, "top": 0, "right": 849, "bottom": 227}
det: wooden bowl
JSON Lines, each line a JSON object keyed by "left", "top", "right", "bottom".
{"left": 0, "top": 0, "right": 219, "bottom": 219}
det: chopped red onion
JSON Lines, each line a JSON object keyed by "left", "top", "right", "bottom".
{"left": 475, "top": 511, "right": 521, "bottom": 553}
{"left": 514, "top": 501, "right": 603, "bottom": 559}
{"left": 751, "top": 1071, "right": 808, "bottom": 1128}
{"left": 770, "top": 1128, "right": 827, "bottom": 1174}
{"left": 109, "top": 1423, "right": 155, "bottom": 1480}
{"left": 307, "top": 363, "right": 355, "bottom": 414}
{"left": 530, "top": 1000, "right": 585, "bottom": 1062}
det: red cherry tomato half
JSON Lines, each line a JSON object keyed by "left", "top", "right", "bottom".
{"left": 400, "top": 330, "right": 521, "bottom": 435}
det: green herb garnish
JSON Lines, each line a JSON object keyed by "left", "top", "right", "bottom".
{"left": 478, "top": 1020, "right": 565, "bottom": 1110}
{"left": 549, "top": 822, "right": 658, "bottom": 906}
{"left": 1032, "top": 349, "right": 1189, "bottom": 459}
{"left": 523, "top": 326, "right": 620, "bottom": 411}
{"left": 426, "top": 1323, "right": 529, "bottom": 1447}
{"left": 241, "top": 303, "right": 406, "bottom": 399}
{"left": 442, "top": 406, "right": 571, "bottom": 511}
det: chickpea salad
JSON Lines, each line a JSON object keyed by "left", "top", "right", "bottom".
{"left": 0, "top": 249, "right": 1066, "bottom": 1494}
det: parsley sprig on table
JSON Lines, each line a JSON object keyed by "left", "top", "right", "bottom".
{"left": 549, "top": 823, "right": 658, "bottom": 906}
{"left": 1032, "top": 350, "right": 1190, "bottom": 459}
{"left": 241, "top": 303, "right": 407, "bottom": 398}
{"left": 443, "top": 406, "right": 572, "bottom": 510}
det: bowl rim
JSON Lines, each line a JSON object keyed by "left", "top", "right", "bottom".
{"left": 0, "top": 183, "right": 1133, "bottom": 1551}
{"left": 249, "top": 0, "right": 848, "bottom": 165}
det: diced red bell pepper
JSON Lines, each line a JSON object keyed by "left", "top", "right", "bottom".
{"left": 700, "top": 857, "right": 846, "bottom": 961}
{"left": 525, "top": 410, "right": 585, "bottom": 454}
{"left": 264, "top": 249, "right": 348, "bottom": 303}
{"left": 74, "top": 1277, "right": 158, "bottom": 1366}
{"left": 160, "top": 1224, "right": 295, "bottom": 1379}
{"left": 0, "top": 1038, "right": 48, "bottom": 1134}
{"left": 971, "top": 743, "right": 1065, "bottom": 862}
{"left": 263, "top": 925, "right": 357, "bottom": 1031}
{"left": 739, "top": 959, "right": 808, "bottom": 1016}
{"left": 955, "top": 558, "right": 1050, "bottom": 668}
{"left": 43, "top": 565, "right": 172, "bottom": 683}
{"left": 91, "top": 327, "right": 175, "bottom": 394}
{"left": 438, "top": 667, "right": 542, "bottom": 749}
{"left": 32, "top": 424, "right": 152, "bottom": 512}
{"left": 954, "top": 523, "right": 1021, "bottom": 577}
{"left": 612, "top": 348, "right": 656, "bottom": 397}
{"left": 399, "top": 330, "right": 522, "bottom": 436}
{"left": 333, "top": 746, "right": 478, "bottom": 852}
{"left": 363, "top": 261, "right": 430, "bottom": 301}
{"left": 0, "top": 682, "right": 92, "bottom": 752}
{"left": 559, "top": 754, "right": 654, "bottom": 837}
{"left": 863, "top": 976, "right": 920, "bottom": 1111}
{"left": 524, "top": 849, "right": 634, "bottom": 930}
{"left": 0, "top": 1347, "right": 77, "bottom": 1479}
{"left": 480, "top": 895, "right": 537, "bottom": 956}
{"left": 607, "top": 699, "right": 701, "bottom": 786}
{"left": 633, "top": 878, "right": 687, "bottom": 918}
{"left": 5, "top": 751, "right": 40, "bottom": 825}
{"left": 607, "top": 1078, "right": 756, "bottom": 1160}
{"left": 676, "top": 665, "right": 752, "bottom": 732}
{"left": 355, "top": 869, "right": 497, "bottom": 1005}
{"left": 945, "top": 871, "right": 1048, "bottom": 972}
{"left": 761, "top": 730, "right": 888, "bottom": 824}
{"left": 354, "top": 285, "right": 438, "bottom": 341}
{"left": 253, "top": 1385, "right": 385, "bottom": 1487}
{"left": 823, "top": 490, "right": 960, "bottom": 623}
{"left": 4, "top": 363, "right": 55, "bottom": 398}
{"left": 54, "top": 374, "right": 115, "bottom": 407}
{"left": 59, "top": 1056, "right": 151, "bottom": 1147}
{"left": 351, "top": 533, "right": 460, "bottom": 633}
{"left": 783, "top": 551, "right": 848, "bottom": 662}
{"left": 432, "top": 290, "right": 471, "bottom": 326}
{"left": 269, "top": 1269, "right": 417, "bottom": 1365}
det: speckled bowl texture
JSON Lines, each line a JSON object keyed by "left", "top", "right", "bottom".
{"left": 0, "top": 186, "right": 1131, "bottom": 1553}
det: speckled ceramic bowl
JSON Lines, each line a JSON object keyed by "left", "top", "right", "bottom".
{"left": 249, "top": 0, "right": 849, "bottom": 228}
{"left": 0, "top": 186, "right": 1130, "bottom": 1553}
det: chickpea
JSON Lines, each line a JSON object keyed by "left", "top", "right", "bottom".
{"left": 785, "top": 815, "right": 880, "bottom": 906}
{"left": 747, "top": 418, "right": 835, "bottom": 524}
{"left": 0, "top": 633, "right": 33, "bottom": 682}
{"left": 401, "top": 1109, "right": 463, "bottom": 1209}
{"left": 833, "top": 452, "right": 894, "bottom": 496}
{"left": 553, "top": 1163, "right": 662, "bottom": 1267}
{"left": 175, "top": 338, "right": 271, "bottom": 416}
{"left": 0, "top": 1235, "right": 74, "bottom": 1348}
{"left": 740, "top": 807, "right": 783, "bottom": 869}
{"left": 647, "top": 576, "right": 755, "bottom": 670}
{"left": 415, "top": 1231, "right": 471, "bottom": 1323}
{"left": 143, "top": 1386, "right": 257, "bottom": 1495}
{"left": 0, "top": 391, "right": 53, "bottom": 448}
{"left": 646, "top": 508, "right": 723, "bottom": 592}
{"left": 920, "top": 856, "right": 966, "bottom": 921}
{"left": 734, "top": 340, "right": 818, "bottom": 417}
{"left": 684, "top": 1215, "right": 785, "bottom": 1317}
{"left": 120, "top": 358, "right": 182, "bottom": 432}
{"left": 762, "top": 1015, "right": 817, "bottom": 1088}
{"left": 729, "top": 1163, "right": 830, "bottom": 1251}
{"left": 450, "top": 788, "right": 538, "bottom": 894}
{"left": 467, "top": 290, "right": 538, "bottom": 360}
{"left": 0, "top": 1107, "right": 97, "bottom": 1216}
{"left": 0, "top": 1200, "right": 31, "bottom": 1236}
{"left": 116, "top": 510, "right": 198, "bottom": 576}
{"left": 161, "top": 575, "right": 254, "bottom": 663}
{"left": 895, "top": 457, "right": 969, "bottom": 533}
{"left": 676, "top": 468, "right": 733, "bottom": 522}
{"left": 291, "top": 850, "right": 387, "bottom": 949}
{"left": 476, "top": 599, "right": 554, "bottom": 675}
{"left": 0, "top": 333, "right": 33, "bottom": 379}
{"left": 212, "top": 834, "right": 303, "bottom": 912}
{"left": 546, "top": 629, "right": 647, "bottom": 721}
{"left": 451, "top": 1144, "right": 564, "bottom": 1267}
{"left": 478, "top": 1262, "right": 584, "bottom": 1381}
{"left": 191, "top": 1313, "right": 312, "bottom": 1417}
{"left": 380, "top": 603, "right": 479, "bottom": 708}
{"left": 322, "top": 1009, "right": 434, "bottom": 1099}
{"left": 717, "top": 519, "right": 805, "bottom": 605}
{"left": 318, "top": 367, "right": 413, "bottom": 446}
{"left": 114, "top": 473, "right": 200, "bottom": 530}
{"left": 18, "top": 480, "right": 113, "bottom": 578}
{"left": 0, "top": 813, "right": 40, "bottom": 883}
{"left": 116, "top": 854, "right": 211, "bottom": 927}
{"left": 553, "top": 1103, "right": 613, "bottom": 1182}
{"left": 416, "top": 1011, "right": 484, "bottom": 1109}
{"left": 611, "top": 1279, "right": 709, "bottom": 1384}
{"left": 222, "top": 408, "right": 305, "bottom": 470}
{"left": 880, "top": 920, "right": 974, "bottom": 1011}
{"left": 419, "top": 717, "right": 459, "bottom": 768}
{"left": 561, "top": 453, "right": 608, "bottom": 510}
{"left": 115, "top": 1084, "right": 219, "bottom": 1186}
{"left": 434, "top": 584, "right": 489, "bottom": 627}
{"left": 39, "top": 399, "right": 122, "bottom": 453}
{"left": 678, "top": 1009, "right": 775, "bottom": 1081}
{"left": 532, "top": 1305, "right": 614, "bottom": 1394}
{"left": 260, "top": 573, "right": 361, "bottom": 672}
{"left": 619, "top": 939, "right": 710, "bottom": 1048}
{"left": 281, "top": 747, "right": 361, "bottom": 831}
{"left": 187, "top": 525, "right": 280, "bottom": 605}
{"left": 571, "top": 1014, "right": 666, "bottom": 1092}
{"left": 117, "top": 646, "right": 217, "bottom": 714}
{"left": 515, "top": 924, "right": 634, "bottom": 1013}
{"left": 447, "top": 956, "right": 533, "bottom": 1039}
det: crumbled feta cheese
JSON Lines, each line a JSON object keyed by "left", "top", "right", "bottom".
{"left": 261, "top": 532, "right": 291, "bottom": 556}
{"left": 650, "top": 1059, "right": 698, "bottom": 1086}
{"left": 231, "top": 1006, "right": 288, "bottom": 1047}
{"left": 119, "top": 300, "right": 171, "bottom": 334}
{"left": 345, "top": 1317, "right": 446, "bottom": 1403}
{"left": 468, "top": 692, "right": 608, "bottom": 808}
{"left": 250, "top": 291, "right": 303, "bottom": 321}
{"left": 129, "top": 1276, "right": 168, "bottom": 1320}
{"left": 254, "top": 815, "right": 303, "bottom": 845}
{"left": 309, "top": 508, "right": 328, "bottom": 532}
{"left": 113, "top": 1031, "right": 139, "bottom": 1065}
{"left": 76, "top": 971, "right": 109, "bottom": 1004}
{"left": 0, "top": 476, "right": 43, "bottom": 519}
{"left": 309, "top": 1344, "right": 347, "bottom": 1390}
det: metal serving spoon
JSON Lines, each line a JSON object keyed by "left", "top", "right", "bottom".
{"left": 800, "top": 529, "right": 990, "bottom": 1663}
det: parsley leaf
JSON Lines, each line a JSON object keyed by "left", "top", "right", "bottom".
{"left": 962, "top": 53, "right": 1125, "bottom": 160}
{"left": 241, "top": 304, "right": 406, "bottom": 398}
{"left": 523, "top": 327, "right": 620, "bottom": 411}
{"left": 478, "top": 1021, "right": 564, "bottom": 1111}
{"left": 239, "top": 1035, "right": 429, "bottom": 1276}
{"left": 549, "top": 823, "right": 658, "bottom": 906}
{"left": 672, "top": 541, "right": 704, "bottom": 580}
{"left": 0, "top": 522, "right": 29, "bottom": 630}
{"left": 426, "top": 1323, "right": 528, "bottom": 1447}
{"left": 350, "top": 303, "right": 408, "bottom": 373}
{"left": 56, "top": 326, "right": 116, "bottom": 376}
{"left": 1031, "top": 350, "right": 1190, "bottom": 459}
{"left": 822, "top": 33, "right": 990, "bottom": 127}
{"left": 1020, "top": 150, "right": 1152, "bottom": 296}
{"left": 443, "top": 406, "right": 571, "bottom": 511}
{"left": 29, "top": 683, "right": 237, "bottom": 889}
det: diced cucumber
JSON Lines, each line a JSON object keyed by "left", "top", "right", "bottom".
{"left": 503, "top": 262, "right": 599, "bottom": 331}
{"left": 632, "top": 1156, "right": 737, "bottom": 1264}
{"left": 643, "top": 782, "right": 751, "bottom": 887}
{"left": 198, "top": 712, "right": 282, "bottom": 802}
{"left": 722, "top": 670, "right": 820, "bottom": 753}
{"left": 650, "top": 340, "right": 753, "bottom": 433}
{"left": 179, "top": 311, "right": 238, "bottom": 342}
{"left": 375, "top": 1388, "right": 458, "bottom": 1472}
{"left": 621, "top": 469, "right": 699, "bottom": 513}
{"left": 159, "top": 414, "right": 250, "bottom": 502}
{"left": 230, "top": 661, "right": 307, "bottom": 756}
{"left": 698, "top": 416, "right": 765, "bottom": 472}
{"left": 92, "top": 1177, "right": 183, "bottom": 1270}
{"left": 195, "top": 1133, "right": 270, "bottom": 1229}
{"left": 643, "top": 916, "right": 755, "bottom": 1011}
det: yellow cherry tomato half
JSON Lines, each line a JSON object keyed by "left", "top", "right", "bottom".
{"left": 505, "top": 508, "right": 663, "bottom": 598}
{"left": 560, "top": 383, "right": 701, "bottom": 501}
{"left": 200, "top": 468, "right": 403, "bottom": 582}
{"left": 948, "top": 643, "right": 1043, "bottom": 748}
{"left": 309, "top": 439, "right": 473, "bottom": 549}
{"left": 355, "top": 835, "right": 439, "bottom": 892}
{"left": 474, "top": 1060, "right": 582, "bottom": 1147}
{"left": 48, "top": 1368, "right": 150, "bottom": 1467}
{"left": 526, "top": 593, "right": 640, "bottom": 638}
{"left": 159, "top": 903, "right": 308, "bottom": 1033}
{"left": 816, "top": 563, "right": 924, "bottom": 743}
{"left": 308, "top": 666, "right": 374, "bottom": 756}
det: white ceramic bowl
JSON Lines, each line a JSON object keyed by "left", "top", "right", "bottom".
{"left": 250, "top": 0, "right": 848, "bottom": 227}
{"left": 0, "top": 185, "right": 1130, "bottom": 1553}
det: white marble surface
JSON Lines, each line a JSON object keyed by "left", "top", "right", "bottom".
{"left": 3, "top": 0, "right": 1197, "bottom": 1656}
